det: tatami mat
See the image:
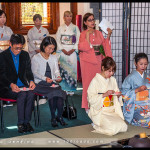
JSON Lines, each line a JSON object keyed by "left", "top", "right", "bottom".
{"left": 49, "top": 123, "right": 150, "bottom": 148}
{"left": 0, "top": 131, "right": 76, "bottom": 147}
{"left": 0, "top": 123, "right": 150, "bottom": 148}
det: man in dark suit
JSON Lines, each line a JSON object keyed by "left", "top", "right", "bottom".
{"left": 0, "top": 34, "right": 36, "bottom": 133}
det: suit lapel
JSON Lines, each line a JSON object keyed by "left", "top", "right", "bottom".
{"left": 6, "top": 49, "right": 18, "bottom": 75}
{"left": 18, "top": 51, "right": 24, "bottom": 76}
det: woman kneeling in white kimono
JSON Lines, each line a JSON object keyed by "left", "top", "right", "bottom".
{"left": 87, "top": 57, "right": 127, "bottom": 136}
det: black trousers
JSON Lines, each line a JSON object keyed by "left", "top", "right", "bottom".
{"left": 2, "top": 90, "right": 35, "bottom": 125}
{"left": 48, "top": 97, "right": 64, "bottom": 119}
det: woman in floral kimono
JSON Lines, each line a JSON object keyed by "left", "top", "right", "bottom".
{"left": 121, "top": 53, "right": 150, "bottom": 128}
{"left": 56, "top": 11, "right": 80, "bottom": 91}
{"left": 0, "top": 9, "right": 13, "bottom": 53}
{"left": 87, "top": 57, "right": 127, "bottom": 136}
{"left": 27, "top": 14, "right": 50, "bottom": 58}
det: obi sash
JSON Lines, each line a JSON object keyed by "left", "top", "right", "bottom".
{"left": 33, "top": 40, "right": 42, "bottom": 49}
{"left": 92, "top": 45, "right": 101, "bottom": 55}
{"left": 0, "top": 40, "right": 10, "bottom": 51}
{"left": 61, "top": 35, "right": 76, "bottom": 45}
{"left": 103, "top": 95, "right": 114, "bottom": 107}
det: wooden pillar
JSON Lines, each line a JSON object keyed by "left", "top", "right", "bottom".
{"left": 70, "top": 3, "right": 77, "bottom": 25}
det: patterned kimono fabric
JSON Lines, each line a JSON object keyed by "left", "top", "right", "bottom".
{"left": 56, "top": 23, "right": 80, "bottom": 91}
{"left": 27, "top": 26, "right": 49, "bottom": 58}
{"left": 121, "top": 70, "right": 150, "bottom": 128}
{"left": 0, "top": 26, "right": 13, "bottom": 52}
{"left": 87, "top": 73, "right": 127, "bottom": 136}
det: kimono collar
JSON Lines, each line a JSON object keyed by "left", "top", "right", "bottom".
{"left": 65, "top": 22, "right": 73, "bottom": 28}
{"left": 136, "top": 70, "right": 144, "bottom": 78}
{"left": 0, "top": 25, "right": 5, "bottom": 30}
{"left": 96, "top": 73, "right": 110, "bottom": 82}
{"left": 34, "top": 26, "right": 42, "bottom": 32}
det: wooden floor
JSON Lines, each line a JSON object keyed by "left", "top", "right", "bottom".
{"left": 0, "top": 123, "right": 150, "bottom": 148}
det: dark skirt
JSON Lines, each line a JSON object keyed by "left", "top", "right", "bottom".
{"left": 33, "top": 81, "right": 66, "bottom": 100}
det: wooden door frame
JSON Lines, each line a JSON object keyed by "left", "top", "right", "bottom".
{"left": 1, "top": 2, "right": 59, "bottom": 34}
{"left": 1, "top": 2, "right": 77, "bottom": 34}
{"left": 70, "top": 3, "right": 77, "bottom": 25}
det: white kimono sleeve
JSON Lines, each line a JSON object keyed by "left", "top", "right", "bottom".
{"left": 27, "top": 29, "right": 37, "bottom": 52}
{"left": 45, "top": 28, "right": 50, "bottom": 36}
{"left": 56, "top": 26, "right": 65, "bottom": 51}
{"left": 87, "top": 78, "right": 105, "bottom": 111}
{"left": 113, "top": 78, "right": 123, "bottom": 106}
{"left": 72, "top": 26, "right": 80, "bottom": 52}
{"left": 8, "top": 27, "right": 13, "bottom": 37}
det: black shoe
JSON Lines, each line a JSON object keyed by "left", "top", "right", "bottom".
{"left": 56, "top": 117, "right": 67, "bottom": 126}
{"left": 18, "top": 124, "right": 27, "bottom": 133}
{"left": 51, "top": 118, "right": 58, "bottom": 127}
{"left": 25, "top": 123, "right": 34, "bottom": 132}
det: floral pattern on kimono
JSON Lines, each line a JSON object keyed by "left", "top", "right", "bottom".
{"left": 121, "top": 70, "right": 150, "bottom": 128}
{"left": 56, "top": 23, "right": 80, "bottom": 91}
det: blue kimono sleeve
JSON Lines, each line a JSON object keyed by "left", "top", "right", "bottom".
{"left": 121, "top": 76, "right": 137, "bottom": 124}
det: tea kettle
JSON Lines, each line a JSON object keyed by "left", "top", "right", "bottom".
{"left": 128, "top": 132, "right": 150, "bottom": 148}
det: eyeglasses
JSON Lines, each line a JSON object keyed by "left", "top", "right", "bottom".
{"left": 87, "top": 18, "right": 95, "bottom": 22}
{"left": 14, "top": 47, "right": 23, "bottom": 51}
{"left": 46, "top": 47, "right": 54, "bottom": 51}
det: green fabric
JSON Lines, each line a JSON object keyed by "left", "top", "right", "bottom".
{"left": 99, "top": 45, "right": 106, "bottom": 56}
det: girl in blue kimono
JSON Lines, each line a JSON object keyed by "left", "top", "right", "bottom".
{"left": 121, "top": 53, "right": 150, "bottom": 128}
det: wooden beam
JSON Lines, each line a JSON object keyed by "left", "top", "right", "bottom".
{"left": 70, "top": 3, "right": 77, "bottom": 25}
